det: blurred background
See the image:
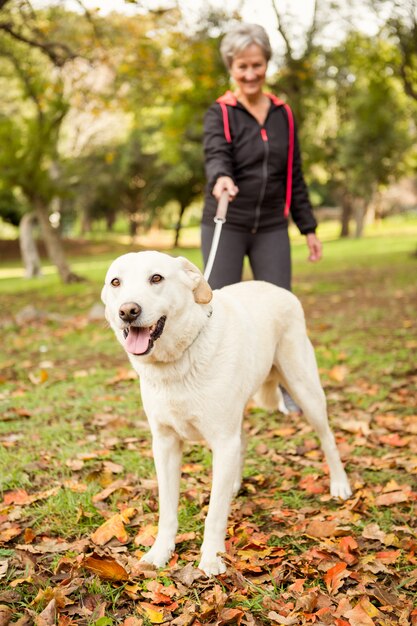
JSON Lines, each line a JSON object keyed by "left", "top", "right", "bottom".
{"left": 0, "top": 0, "right": 416, "bottom": 282}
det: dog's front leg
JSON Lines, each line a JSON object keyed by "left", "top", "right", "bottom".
{"left": 199, "top": 435, "right": 241, "bottom": 576}
{"left": 140, "top": 426, "right": 183, "bottom": 568}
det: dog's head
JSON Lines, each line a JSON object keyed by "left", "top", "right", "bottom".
{"left": 101, "top": 251, "right": 212, "bottom": 360}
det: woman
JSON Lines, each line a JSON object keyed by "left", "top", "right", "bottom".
{"left": 202, "top": 22, "right": 322, "bottom": 291}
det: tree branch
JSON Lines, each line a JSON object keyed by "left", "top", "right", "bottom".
{"left": 305, "top": 0, "right": 319, "bottom": 54}
{"left": 0, "top": 21, "right": 77, "bottom": 65}
{"left": 271, "top": 0, "right": 294, "bottom": 60}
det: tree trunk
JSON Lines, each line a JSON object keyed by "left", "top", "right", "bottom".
{"left": 173, "top": 201, "right": 187, "bottom": 248}
{"left": 129, "top": 215, "right": 138, "bottom": 238}
{"left": 355, "top": 198, "right": 368, "bottom": 238}
{"left": 19, "top": 212, "right": 42, "bottom": 278}
{"left": 34, "top": 199, "right": 84, "bottom": 283}
{"left": 106, "top": 211, "right": 116, "bottom": 232}
{"left": 80, "top": 210, "right": 92, "bottom": 236}
{"left": 339, "top": 194, "right": 352, "bottom": 238}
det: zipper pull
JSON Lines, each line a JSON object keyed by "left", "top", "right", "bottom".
{"left": 260, "top": 128, "right": 268, "bottom": 141}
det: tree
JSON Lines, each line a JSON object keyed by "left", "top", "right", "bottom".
{"left": 0, "top": 2, "right": 92, "bottom": 281}
{"left": 367, "top": 0, "right": 417, "bottom": 102}
{"left": 148, "top": 12, "right": 230, "bottom": 246}
{"left": 326, "top": 32, "right": 416, "bottom": 236}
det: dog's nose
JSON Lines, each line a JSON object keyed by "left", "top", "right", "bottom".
{"left": 119, "top": 302, "right": 142, "bottom": 322}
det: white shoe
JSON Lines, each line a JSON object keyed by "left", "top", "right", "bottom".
{"left": 280, "top": 387, "right": 302, "bottom": 414}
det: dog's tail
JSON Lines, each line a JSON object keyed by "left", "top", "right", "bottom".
{"left": 252, "top": 369, "right": 288, "bottom": 414}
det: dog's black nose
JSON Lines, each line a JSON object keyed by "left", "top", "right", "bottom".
{"left": 119, "top": 302, "right": 142, "bottom": 322}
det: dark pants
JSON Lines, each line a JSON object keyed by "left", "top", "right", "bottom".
{"left": 201, "top": 224, "right": 292, "bottom": 291}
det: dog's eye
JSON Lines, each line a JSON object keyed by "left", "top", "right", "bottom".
{"left": 110, "top": 278, "right": 121, "bottom": 287}
{"left": 150, "top": 274, "right": 164, "bottom": 285}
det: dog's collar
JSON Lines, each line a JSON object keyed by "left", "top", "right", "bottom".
{"left": 184, "top": 306, "right": 213, "bottom": 353}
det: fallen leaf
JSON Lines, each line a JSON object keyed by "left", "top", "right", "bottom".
{"left": 299, "top": 475, "right": 325, "bottom": 494}
{"left": 121, "top": 618, "right": 143, "bottom": 626}
{"left": 139, "top": 602, "right": 165, "bottom": 624}
{"left": 218, "top": 607, "right": 244, "bottom": 625}
{"left": 173, "top": 563, "right": 205, "bottom": 587}
{"left": 375, "top": 550, "right": 401, "bottom": 564}
{"left": 134, "top": 524, "right": 158, "bottom": 547}
{"left": 65, "top": 459, "right": 84, "bottom": 471}
{"left": 324, "top": 562, "right": 349, "bottom": 594}
{"left": 3, "top": 489, "right": 31, "bottom": 505}
{"left": 305, "top": 520, "right": 339, "bottom": 538}
{"left": 344, "top": 597, "right": 381, "bottom": 626}
{"left": 0, "top": 604, "right": 12, "bottom": 626}
{"left": 0, "top": 525, "right": 22, "bottom": 543}
{"left": 29, "top": 369, "right": 49, "bottom": 385}
{"left": 267, "top": 612, "right": 298, "bottom": 625}
{"left": 34, "top": 598, "right": 56, "bottom": 626}
{"left": 379, "top": 434, "right": 409, "bottom": 447}
{"left": 328, "top": 365, "right": 349, "bottom": 382}
{"left": 361, "top": 523, "right": 386, "bottom": 542}
{"left": 375, "top": 491, "right": 409, "bottom": 506}
{"left": 91, "top": 508, "right": 135, "bottom": 545}
{"left": 83, "top": 555, "right": 129, "bottom": 581}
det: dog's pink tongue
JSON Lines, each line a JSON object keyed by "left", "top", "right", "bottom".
{"left": 125, "top": 327, "right": 151, "bottom": 355}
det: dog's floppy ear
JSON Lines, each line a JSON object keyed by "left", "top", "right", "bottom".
{"left": 178, "top": 257, "right": 212, "bottom": 304}
{"left": 101, "top": 284, "right": 108, "bottom": 304}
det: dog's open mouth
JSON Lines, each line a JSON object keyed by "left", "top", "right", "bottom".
{"left": 123, "top": 316, "right": 167, "bottom": 356}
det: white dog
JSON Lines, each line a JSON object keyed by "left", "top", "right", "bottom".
{"left": 101, "top": 251, "right": 351, "bottom": 576}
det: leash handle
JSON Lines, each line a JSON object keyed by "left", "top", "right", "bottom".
{"left": 203, "top": 191, "right": 230, "bottom": 282}
{"left": 215, "top": 190, "right": 229, "bottom": 223}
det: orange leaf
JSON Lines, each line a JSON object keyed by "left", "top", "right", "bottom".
{"left": 24, "top": 528, "right": 36, "bottom": 543}
{"left": 218, "top": 607, "right": 244, "bottom": 625}
{"left": 91, "top": 513, "right": 130, "bottom": 545}
{"left": 344, "top": 598, "right": 379, "bottom": 626}
{"left": 324, "top": 562, "right": 348, "bottom": 594}
{"left": 306, "top": 520, "right": 338, "bottom": 538}
{"left": 134, "top": 524, "right": 158, "bottom": 547}
{"left": 299, "top": 475, "right": 325, "bottom": 494}
{"left": 122, "top": 618, "right": 144, "bottom": 626}
{"left": 375, "top": 550, "right": 401, "bottom": 564}
{"left": 288, "top": 579, "right": 306, "bottom": 593}
{"left": 338, "top": 536, "right": 359, "bottom": 564}
{"left": 375, "top": 491, "right": 409, "bottom": 506}
{"left": 328, "top": 365, "right": 348, "bottom": 382}
{"left": 0, "top": 525, "right": 22, "bottom": 542}
{"left": 3, "top": 489, "right": 31, "bottom": 505}
{"left": 83, "top": 555, "right": 129, "bottom": 581}
{"left": 379, "top": 434, "right": 408, "bottom": 447}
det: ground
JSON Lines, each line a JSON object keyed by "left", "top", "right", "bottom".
{"left": 0, "top": 218, "right": 416, "bottom": 626}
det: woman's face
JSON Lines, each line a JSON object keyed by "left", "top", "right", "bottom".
{"left": 230, "top": 43, "right": 268, "bottom": 99}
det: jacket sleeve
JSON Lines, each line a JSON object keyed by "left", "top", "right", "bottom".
{"left": 289, "top": 120, "right": 317, "bottom": 235}
{"left": 203, "top": 104, "right": 235, "bottom": 191}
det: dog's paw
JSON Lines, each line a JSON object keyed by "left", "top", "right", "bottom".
{"left": 232, "top": 479, "right": 242, "bottom": 497}
{"left": 140, "top": 543, "right": 174, "bottom": 568}
{"left": 330, "top": 477, "right": 353, "bottom": 500}
{"left": 198, "top": 554, "right": 226, "bottom": 577}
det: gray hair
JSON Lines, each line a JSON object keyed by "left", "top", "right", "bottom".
{"left": 220, "top": 23, "right": 272, "bottom": 70}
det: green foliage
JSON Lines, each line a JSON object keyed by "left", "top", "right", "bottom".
{"left": 0, "top": 1, "right": 416, "bottom": 242}
{"left": 329, "top": 33, "right": 416, "bottom": 199}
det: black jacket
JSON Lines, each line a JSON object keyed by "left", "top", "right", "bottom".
{"left": 202, "top": 91, "right": 317, "bottom": 234}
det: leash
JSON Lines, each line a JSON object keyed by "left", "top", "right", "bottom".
{"left": 203, "top": 190, "right": 229, "bottom": 282}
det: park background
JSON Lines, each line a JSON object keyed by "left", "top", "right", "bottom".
{"left": 0, "top": 1, "right": 416, "bottom": 625}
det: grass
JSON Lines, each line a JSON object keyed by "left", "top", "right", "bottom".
{"left": 0, "top": 214, "right": 416, "bottom": 624}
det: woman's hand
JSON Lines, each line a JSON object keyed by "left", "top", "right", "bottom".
{"left": 306, "top": 233, "right": 323, "bottom": 262}
{"left": 212, "top": 176, "right": 239, "bottom": 202}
